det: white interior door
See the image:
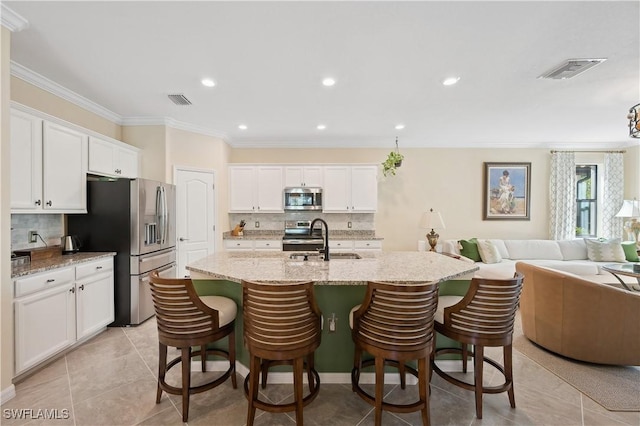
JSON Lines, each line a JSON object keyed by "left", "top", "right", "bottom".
{"left": 175, "top": 168, "right": 215, "bottom": 277}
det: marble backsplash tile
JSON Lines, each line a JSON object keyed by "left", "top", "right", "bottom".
{"left": 11, "top": 214, "right": 65, "bottom": 251}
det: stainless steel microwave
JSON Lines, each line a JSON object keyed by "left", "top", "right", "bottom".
{"left": 283, "top": 187, "right": 323, "bottom": 211}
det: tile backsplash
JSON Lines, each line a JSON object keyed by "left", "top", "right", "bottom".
{"left": 229, "top": 212, "right": 375, "bottom": 232}
{"left": 11, "top": 214, "right": 65, "bottom": 251}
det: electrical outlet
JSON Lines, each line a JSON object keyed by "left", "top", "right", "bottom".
{"left": 347, "top": 221, "right": 352, "bottom": 228}
{"left": 255, "top": 221, "right": 260, "bottom": 228}
{"left": 328, "top": 313, "right": 337, "bottom": 333}
{"left": 28, "top": 231, "right": 38, "bottom": 243}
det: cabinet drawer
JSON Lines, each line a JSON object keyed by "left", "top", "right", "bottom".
{"left": 254, "top": 240, "right": 282, "bottom": 250}
{"left": 76, "top": 258, "right": 113, "bottom": 281}
{"left": 224, "top": 240, "right": 254, "bottom": 250}
{"left": 15, "top": 267, "right": 74, "bottom": 298}
{"left": 329, "top": 240, "right": 354, "bottom": 251}
{"left": 354, "top": 240, "right": 383, "bottom": 250}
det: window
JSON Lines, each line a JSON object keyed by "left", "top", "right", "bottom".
{"left": 576, "top": 165, "right": 597, "bottom": 237}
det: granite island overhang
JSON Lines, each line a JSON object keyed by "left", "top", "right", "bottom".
{"left": 186, "top": 251, "right": 478, "bottom": 379}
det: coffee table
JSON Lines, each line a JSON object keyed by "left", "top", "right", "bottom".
{"left": 602, "top": 263, "right": 640, "bottom": 292}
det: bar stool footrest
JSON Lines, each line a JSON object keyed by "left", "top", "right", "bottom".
{"left": 432, "top": 347, "right": 511, "bottom": 394}
{"left": 243, "top": 367, "right": 320, "bottom": 413}
{"left": 159, "top": 348, "right": 235, "bottom": 396}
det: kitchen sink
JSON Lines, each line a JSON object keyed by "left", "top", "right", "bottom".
{"left": 288, "top": 252, "right": 361, "bottom": 261}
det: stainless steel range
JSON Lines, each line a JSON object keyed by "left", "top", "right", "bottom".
{"left": 282, "top": 220, "right": 324, "bottom": 251}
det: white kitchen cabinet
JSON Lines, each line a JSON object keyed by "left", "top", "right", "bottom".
{"left": 11, "top": 114, "right": 88, "bottom": 214}
{"left": 253, "top": 240, "right": 283, "bottom": 251}
{"left": 42, "top": 121, "right": 88, "bottom": 212}
{"left": 229, "top": 166, "right": 284, "bottom": 212}
{"left": 284, "top": 166, "right": 323, "bottom": 187}
{"left": 323, "top": 165, "right": 378, "bottom": 213}
{"left": 224, "top": 239, "right": 254, "bottom": 251}
{"left": 329, "top": 239, "right": 382, "bottom": 253}
{"left": 75, "top": 258, "right": 115, "bottom": 339}
{"left": 13, "top": 257, "right": 115, "bottom": 375}
{"left": 14, "top": 268, "right": 76, "bottom": 374}
{"left": 224, "top": 239, "right": 282, "bottom": 251}
{"left": 88, "top": 136, "right": 139, "bottom": 178}
{"left": 329, "top": 240, "right": 354, "bottom": 252}
{"left": 10, "top": 109, "right": 43, "bottom": 211}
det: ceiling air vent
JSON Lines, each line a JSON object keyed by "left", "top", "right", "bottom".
{"left": 167, "top": 93, "right": 192, "bottom": 105}
{"left": 538, "top": 58, "right": 606, "bottom": 80}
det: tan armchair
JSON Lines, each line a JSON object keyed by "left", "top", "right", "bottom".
{"left": 515, "top": 262, "right": 640, "bottom": 366}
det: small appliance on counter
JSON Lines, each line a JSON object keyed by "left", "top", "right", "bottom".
{"left": 61, "top": 235, "right": 81, "bottom": 254}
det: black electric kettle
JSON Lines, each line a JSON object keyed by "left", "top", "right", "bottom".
{"left": 61, "top": 235, "right": 81, "bottom": 254}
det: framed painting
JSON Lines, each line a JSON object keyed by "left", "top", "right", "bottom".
{"left": 483, "top": 162, "right": 531, "bottom": 220}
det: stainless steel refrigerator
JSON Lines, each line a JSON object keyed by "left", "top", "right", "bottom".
{"left": 68, "top": 177, "right": 176, "bottom": 326}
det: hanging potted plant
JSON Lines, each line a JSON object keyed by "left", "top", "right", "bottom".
{"left": 382, "top": 137, "right": 404, "bottom": 177}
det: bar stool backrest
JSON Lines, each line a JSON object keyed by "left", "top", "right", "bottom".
{"left": 149, "top": 271, "right": 220, "bottom": 347}
{"left": 443, "top": 273, "right": 524, "bottom": 346}
{"left": 353, "top": 281, "right": 439, "bottom": 356}
{"left": 242, "top": 280, "right": 322, "bottom": 360}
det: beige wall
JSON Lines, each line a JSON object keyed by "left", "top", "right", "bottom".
{"left": 624, "top": 145, "right": 640, "bottom": 199}
{"left": 166, "top": 127, "right": 231, "bottom": 248}
{"left": 11, "top": 77, "right": 121, "bottom": 139}
{"left": 121, "top": 125, "right": 166, "bottom": 182}
{"left": 1, "top": 26, "right": 13, "bottom": 397}
{"left": 230, "top": 147, "right": 552, "bottom": 250}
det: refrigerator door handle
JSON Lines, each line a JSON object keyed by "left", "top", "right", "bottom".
{"left": 155, "top": 186, "right": 163, "bottom": 245}
{"left": 162, "top": 186, "right": 169, "bottom": 245}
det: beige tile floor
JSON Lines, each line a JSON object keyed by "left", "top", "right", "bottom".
{"left": 3, "top": 313, "right": 639, "bottom": 426}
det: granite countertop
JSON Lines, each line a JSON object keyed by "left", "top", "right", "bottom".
{"left": 187, "top": 251, "right": 477, "bottom": 285}
{"left": 222, "top": 230, "right": 383, "bottom": 241}
{"left": 12, "top": 252, "right": 116, "bottom": 279}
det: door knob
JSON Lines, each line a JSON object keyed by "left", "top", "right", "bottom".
{"left": 179, "top": 237, "right": 189, "bottom": 241}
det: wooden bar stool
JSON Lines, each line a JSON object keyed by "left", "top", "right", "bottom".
{"left": 431, "top": 273, "right": 524, "bottom": 419}
{"left": 149, "top": 271, "right": 237, "bottom": 422}
{"left": 350, "top": 280, "right": 439, "bottom": 426}
{"left": 242, "top": 279, "right": 322, "bottom": 426}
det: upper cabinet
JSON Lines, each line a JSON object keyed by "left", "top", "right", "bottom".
{"left": 284, "top": 166, "right": 323, "bottom": 187}
{"left": 229, "top": 166, "right": 284, "bottom": 213}
{"left": 11, "top": 108, "right": 88, "bottom": 213}
{"left": 88, "top": 136, "right": 139, "bottom": 178}
{"left": 323, "top": 165, "right": 378, "bottom": 213}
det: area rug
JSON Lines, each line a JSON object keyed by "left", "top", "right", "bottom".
{"left": 513, "top": 334, "right": 640, "bottom": 412}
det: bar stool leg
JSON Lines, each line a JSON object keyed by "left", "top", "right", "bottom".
{"left": 229, "top": 330, "right": 237, "bottom": 388}
{"left": 374, "top": 356, "right": 385, "bottom": 426}
{"left": 200, "top": 345, "right": 207, "bottom": 372}
{"left": 462, "top": 344, "right": 468, "bottom": 373}
{"left": 181, "top": 347, "right": 192, "bottom": 422}
{"left": 505, "top": 344, "right": 515, "bottom": 408}
{"left": 418, "top": 357, "right": 430, "bottom": 426}
{"left": 307, "top": 354, "right": 316, "bottom": 393}
{"left": 293, "top": 357, "right": 305, "bottom": 425}
{"left": 399, "top": 361, "right": 406, "bottom": 389}
{"left": 247, "top": 355, "right": 260, "bottom": 426}
{"left": 352, "top": 348, "right": 362, "bottom": 392}
{"left": 473, "top": 345, "right": 484, "bottom": 419}
{"left": 156, "top": 342, "right": 167, "bottom": 403}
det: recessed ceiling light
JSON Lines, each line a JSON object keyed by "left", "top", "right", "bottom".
{"left": 238, "top": 124, "right": 248, "bottom": 130}
{"left": 395, "top": 124, "right": 405, "bottom": 130}
{"left": 201, "top": 78, "right": 215, "bottom": 87}
{"left": 443, "top": 77, "right": 460, "bottom": 86}
{"left": 317, "top": 124, "right": 326, "bottom": 130}
{"left": 322, "top": 77, "right": 336, "bottom": 87}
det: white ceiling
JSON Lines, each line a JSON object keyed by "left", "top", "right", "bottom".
{"left": 5, "top": 1, "right": 640, "bottom": 149}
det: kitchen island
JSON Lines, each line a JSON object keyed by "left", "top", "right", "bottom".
{"left": 186, "top": 251, "right": 478, "bottom": 378}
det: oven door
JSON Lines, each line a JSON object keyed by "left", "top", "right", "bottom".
{"left": 282, "top": 239, "right": 324, "bottom": 251}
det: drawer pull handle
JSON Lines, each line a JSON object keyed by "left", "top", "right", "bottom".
{"left": 69, "top": 287, "right": 75, "bottom": 293}
{"left": 35, "top": 199, "right": 41, "bottom": 206}
{"left": 46, "top": 200, "right": 52, "bottom": 206}
{"left": 96, "top": 266, "right": 103, "bottom": 270}
{"left": 46, "top": 279, "right": 55, "bottom": 283}
{"left": 79, "top": 284, "right": 84, "bottom": 291}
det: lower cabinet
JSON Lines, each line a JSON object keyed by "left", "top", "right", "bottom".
{"left": 13, "top": 257, "right": 114, "bottom": 375}
{"left": 224, "top": 239, "right": 282, "bottom": 251}
{"left": 330, "top": 240, "right": 383, "bottom": 252}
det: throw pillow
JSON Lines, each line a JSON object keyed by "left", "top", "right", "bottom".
{"left": 477, "top": 239, "right": 502, "bottom": 264}
{"left": 584, "top": 238, "right": 626, "bottom": 262}
{"left": 621, "top": 241, "right": 640, "bottom": 262}
{"left": 458, "top": 238, "right": 481, "bottom": 262}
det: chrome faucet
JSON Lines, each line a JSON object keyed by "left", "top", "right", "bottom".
{"left": 310, "top": 218, "right": 330, "bottom": 261}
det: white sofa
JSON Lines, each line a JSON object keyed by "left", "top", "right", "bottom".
{"left": 442, "top": 238, "right": 638, "bottom": 285}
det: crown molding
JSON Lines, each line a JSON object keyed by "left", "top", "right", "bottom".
{"left": 11, "top": 61, "right": 124, "bottom": 124}
{"left": 121, "top": 116, "right": 228, "bottom": 141}
{"left": 1, "top": 4, "right": 29, "bottom": 32}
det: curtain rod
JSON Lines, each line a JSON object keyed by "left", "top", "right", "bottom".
{"left": 549, "top": 150, "right": 626, "bottom": 154}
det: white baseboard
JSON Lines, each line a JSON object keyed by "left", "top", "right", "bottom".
{"left": 192, "top": 359, "right": 469, "bottom": 386}
{"left": 1, "top": 384, "right": 16, "bottom": 404}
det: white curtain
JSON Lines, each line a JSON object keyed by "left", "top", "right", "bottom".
{"left": 602, "top": 153, "right": 624, "bottom": 239}
{"left": 549, "top": 151, "right": 576, "bottom": 240}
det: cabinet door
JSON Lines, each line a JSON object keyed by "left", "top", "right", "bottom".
{"left": 284, "top": 166, "right": 323, "bottom": 187}
{"left": 256, "top": 166, "right": 283, "bottom": 212}
{"left": 43, "top": 122, "right": 88, "bottom": 212}
{"left": 76, "top": 271, "right": 114, "bottom": 339}
{"left": 14, "top": 283, "right": 76, "bottom": 374}
{"left": 10, "top": 109, "right": 43, "bottom": 211}
{"left": 229, "top": 166, "right": 256, "bottom": 212}
{"left": 322, "top": 166, "right": 350, "bottom": 212}
{"left": 88, "top": 136, "right": 118, "bottom": 176}
{"left": 350, "top": 166, "right": 378, "bottom": 212}
{"left": 117, "top": 147, "right": 139, "bottom": 178}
